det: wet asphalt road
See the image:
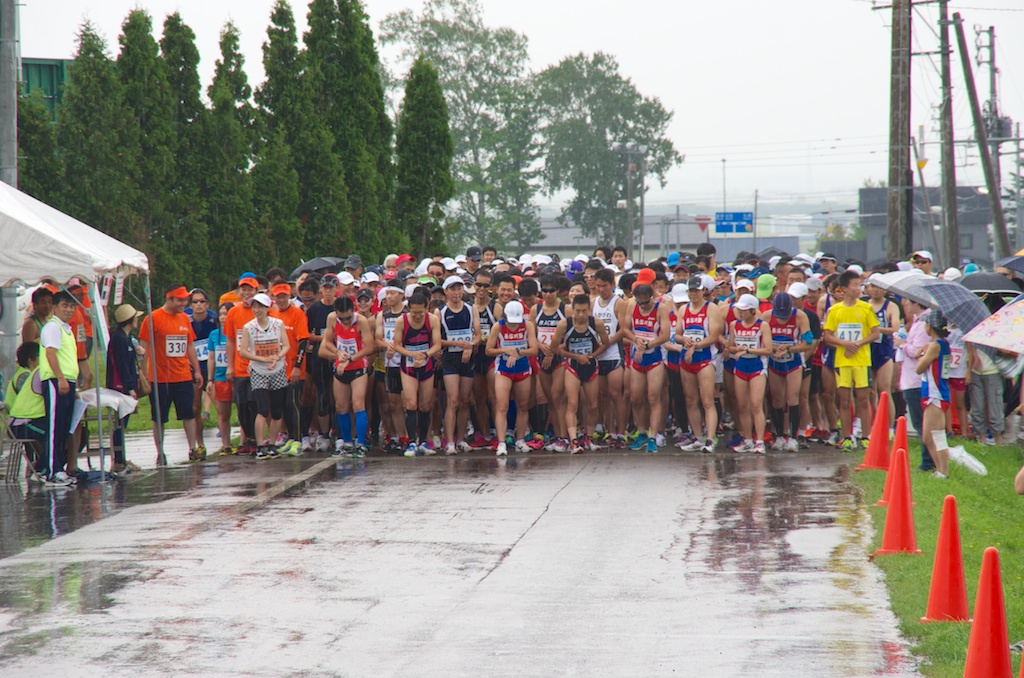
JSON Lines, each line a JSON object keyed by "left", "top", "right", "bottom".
{"left": 0, "top": 444, "right": 919, "bottom": 677}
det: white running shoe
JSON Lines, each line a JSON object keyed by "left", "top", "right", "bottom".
{"left": 655, "top": 433, "right": 666, "bottom": 448}
{"left": 735, "top": 439, "right": 756, "bottom": 453}
{"left": 771, "top": 436, "right": 788, "bottom": 451}
{"left": 456, "top": 440, "right": 472, "bottom": 454}
{"left": 446, "top": 442, "right": 457, "bottom": 456}
{"left": 753, "top": 441, "right": 766, "bottom": 455}
{"left": 300, "top": 435, "right": 313, "bottom": 452}
{"left": 785, "top": 437, "right": 800, "bottom": 453}
{"left": 404, "top": 443, "right": 417, "bottom": 458}
{"left": 702, "top": 438, "right": 716, "bottom": 454}
{"left": 496, "top": 442, "right": 508, "bottom": 457}
{"left": 515, "top": 439, "right": 530, "bottom": 454}
{"left": 316, "top": 435, "right": 332, "bottom": 453}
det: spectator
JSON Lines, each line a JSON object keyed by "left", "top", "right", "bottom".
{"left": 106, "top": 304, "right": 145, "bottom": 474}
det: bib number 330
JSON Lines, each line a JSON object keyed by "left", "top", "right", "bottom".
{"left": 165, "top": 335, "right": 188, "bottom": 358}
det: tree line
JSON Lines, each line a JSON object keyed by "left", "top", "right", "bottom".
{"left": 17, "top": 0, "right": 680, "bottom": 294}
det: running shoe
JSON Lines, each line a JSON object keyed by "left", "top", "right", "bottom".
{"left": 592, "top": 429, "right": 609, "bottom": 443}
{"left": 316, "top": 435, "right": 332, "bottom": 453}
{"left": 217, "top": 445, "right": 234, "bottom": 456}
{"left": 333, "top": 440, "right": 345, "bottom": 456}
{"left": 646, "top": 436, "right": 657, "bottom": 454}
{"left": 515, "top": 439, "right": 531, "bottom": 454}
{"left": 525, "top": 437, "right": 545, "bottom": 450}
{"left": 839, "top": 437, "right": 858, "bottom": 450}
{"left": 629, "top": 433, "right": 649, "bottom": 451}
{"left": 300, "top": 436, "right": 313, "bottom": 452}
{"left": 753, "top": 440, "right": 766, "bottom": 454}
{"left": 283, "top": 440, "right": 302, "bottom": 457}
{"left": 496, "top": 441, "right": 508, "bottom": 457}
{"left": 985, "top": 434, "right": 996, "bottom": 446}
{"left": 446, "top": 442, "right": 457, "bottom": 456}
{"left": 404, "top": 443, "right": 418, "bottom": 458}
{"left": 570, "top": 437, "right": 584, "bottom": 455}
{"left": 548, "top": 438, "right": 569, "bottom": 453}
{"left": 725, "top": 433, "right": 745, "bottom": 450}
{"left": 785, "top": 437, "right": 800, "bottom": 453}
{"left": 677, "top": 437, "right": 704, "bottom": 452}
{"left": 274, "top": 433, "right": 289, "bottom": 448}
{"left": 352, "top": 444, "right": 367, "bottom": 458}
{"left": 255, "top": 446, "right": 274, "bottom": 460}
{"left": 195, "top": 444, "right": 208, "bottom": 461}
{"left": 585, "top": 435, "right": 601, "bottom": 451}
{"left": 44, "top": 471, "right": 74, "bottom": 486}
{"left": 468, "top": 432, "right": 489, "bottom": 449}
{"left": 763, "top": 431, "right": 775, "bottom": 448}
{"left": 721, "top": 412, "right": 735, "bottom": 430}
{"left": 677, "top": 432, "right": 697, "bottom": 449}
{"left": 824, "top": 430, "right": 841, "bottom": 446}
{"left": 188, "top": 447, "right": 201, "bottom": 462}
{"left": 702, "top": 438, "right": 716, "bottom": 454}
{"left": 456, "top": 440, "right": 472, "bottom": 454}
{"left": 772, "top": 436, "right": 788, "bottom": 452}
{"left": 654, "top": 433, "right": 666, "bottom": 448}
{"left": 419, "top": 441, "right": 437, "bottom": 456}
{"left": 735, "top": 439, "right": 756, "bottom": 453}
{"left": 932, "top": 471, "right": 948, "bottom": 479}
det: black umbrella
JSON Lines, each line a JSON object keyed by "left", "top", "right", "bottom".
{"left": 920, "top": 279, "right": 995, "bottom": 357}
{"left": 994, "top": 254, "right": 1024, "bottom": 276}
{"left": 959, "top": 272, "right": 1020, "bottom": 296}
{"left": 291, "top": 256, "right": 343, "bottom": 279}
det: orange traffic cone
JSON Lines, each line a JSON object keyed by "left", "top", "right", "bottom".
{"left": 876, "top": 417, "right": 908, "bottom": 507}
{"left": 873, "top": 448, "right": 922, "bottom": 556}
{"left": 857, "top": 391, "right": 891, "bottom": 471}
{"left": 920, "top": 495, "right": 969, "bottom": 623}
{"left": 963, "top": 547, "right": 1013, "bottom": 678}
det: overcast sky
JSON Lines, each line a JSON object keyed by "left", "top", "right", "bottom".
{"left": 19, "top": 0, "right": 1024, "bottom": 213}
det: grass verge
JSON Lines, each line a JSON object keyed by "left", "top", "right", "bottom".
{"left": 848, "top": 438, "right": 1024, "bottom": 677}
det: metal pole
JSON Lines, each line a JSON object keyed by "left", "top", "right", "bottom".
{"left": 912, "top": 138, "right": 942, "bottom": 267}
{"left": 721, "top": 159, "right": 727, "bottom": 212}
{"left": 143, "top": 274, "right": 165, "bottom": 466}
{"left": 0, "top": 0, "right": 16, "bottom": 188}
{"left": 954, "top": 13, "right": 1010, "bottom": 258}
{"left": 939, "top": 0, "right": 960, "bottom": 268}
{"left": 886, "top": 0, "right": 912, "bottom": 261}
{"left": 753, "top": 189, "right": 759, "bottom": 255}
{"left": 638, "top": 156, "right": 646, "bottom": 264}
{"left": 984, "top": 27, "right": 1002, "bottom": 201}
{"left": 626, "top": 160, "right": 634, "bottom": 260}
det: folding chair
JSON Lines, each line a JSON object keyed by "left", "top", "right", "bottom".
{"left": 2, "top": 414, "right": 43, "bottom": 483}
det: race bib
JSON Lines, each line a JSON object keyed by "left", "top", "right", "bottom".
{"left": 940, "top": 355, "right": 951, "bottom": 379}
{"left": 76, "top": 324, "right": 87, "bottom": 343}
{"left": 568, "top": 339, "right": 591, "bottom": 356}
{"left": 194, "top": 338, "right": 209, "bottom": 362}
{"left": 537, "top": 327, "right": 556, "bottom": 346}
{"left": 215, "top": 345, "right": 228, "bottom": 368}
{"left": 337, "top": 336, "right": 358, "bottom": 357}
{"left": 447, "top": 327, "right": 473, "bottom": 351}
{"left": 405, "top": 342, "right": 428, "bottom": 367}
{"left": 736, "top": 335, "right": 758, "bottom": 350}
{"left": 255, "top": 338, "right": 280, "bottom": 361}
{"left": 773, "top": 343, "right": 794, "bottom": 363}
{"left": 165, "top": 335, "right": 188, "bottom": 358}
{"left": 837, "top": 323, "right": 862, "bottom": 344}
{"left": 950, "top": 348, "right": 964, "bottom": 370}
{"left": 683, "top": 328, "right": 704, "bottom": 343}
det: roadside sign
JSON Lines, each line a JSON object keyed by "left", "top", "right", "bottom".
{"left": 695, "top": 215, "right": 711, "bottom": 233}
{"left": 715, "top": 212, "right": 754, "bottom": 234}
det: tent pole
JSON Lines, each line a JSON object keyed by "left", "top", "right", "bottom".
{"left": 144, "top": 274, "right": 163, "bottom": 465}
{"left": 88, "top": 283, "right": 106, "bottom": 482}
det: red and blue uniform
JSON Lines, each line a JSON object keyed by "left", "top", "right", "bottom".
{"left": 631, "top": 302, "right": 663, "bottom": 372}
{"left": 921, "top": 338, "right": 950, "bottom": 411}
{"left": 767, "top": 313, "right": 802, "bottom": 375}
{"left": 733, "top": 319, "right": 766, "bottom": 382}
{"left": 680, "top": 302, "right": 714, "bottom": 374}
{"left": 495, "top": 319, "right": 531, "bottom": 382}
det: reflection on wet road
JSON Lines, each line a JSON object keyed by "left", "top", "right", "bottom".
{"left": 0, "top": 451, "right": 918, "bottom": 676}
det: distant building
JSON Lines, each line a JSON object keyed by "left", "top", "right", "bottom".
{"left": 859, "top": 187, "right": 993, "bottom": 267}
{"left": 21, "top": 58, "right": 71, "bottom": 121}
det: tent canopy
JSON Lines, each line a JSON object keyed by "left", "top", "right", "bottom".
{"left": 0, "top": 180, "right": 149, "bottom": 287}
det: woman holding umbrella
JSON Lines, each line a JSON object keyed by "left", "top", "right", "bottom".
{"left": 914, "top": 311, "right": 952, "bottom": 479}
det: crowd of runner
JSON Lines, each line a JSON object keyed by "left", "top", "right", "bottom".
{"left": 8, "top": 244, "right": 1023, "bottom": 485}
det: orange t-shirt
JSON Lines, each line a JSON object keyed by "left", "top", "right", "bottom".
{"left": 69, "top": 306, "right": 89, "bottom": 360}
{"left": 139, "top": 308, "right": 197, "bottom": 383}
{"left": 224, "top": 303, "right": 256, "bottom": 376}
{"left": 270, "top": 304, "right": 311, "bottom": 380}
{"left": 219, "top": 290, "right": 243, "bottom": 307}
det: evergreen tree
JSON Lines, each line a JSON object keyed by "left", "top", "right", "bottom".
{"left": 257, "top": 0, "right": 348, "bottom": 260}
{"left": 305, "top": 0, "right": 393, "bottom": 259}
{"left": 17, "top": 91, "right": 63, "bottom": 204}
{"left": 118, "top": 9, "right": 177, "bottom": 287}
{"left": 394, "top": 56, "right": 454, "bottom": 254}
{"left": 199, "top": 22, "right": 255, "bottom": 290}
{"left": 57, "top": 23, "right": 140, "bottom": 246}
{"left": 251, "top": 127, "right": 303, "bottom": 271}
{"left": 159, "top": 12, "right": 210, "bottom": 287}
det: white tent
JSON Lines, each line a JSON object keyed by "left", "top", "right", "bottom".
{"left": 0, "top": 179, "right": 149, "bottom": 287}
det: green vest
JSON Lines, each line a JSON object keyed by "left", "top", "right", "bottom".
{"left": 6, "top": 365, "right": 45, "bottom": 420}
{"left": 38, "top": 318, "right": 79, "bottom": 382}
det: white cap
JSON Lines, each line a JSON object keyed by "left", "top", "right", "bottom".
{"left": 442, "top": 276, "right": 464, "bottom": 289}
{"left": 338, "top": 271, "right": 357, "bottom": 286}
{"left": 943, "top": 267, "right": 962, "bottom": 280}
{"left": 624, "top": 259, "right": 634, "bottom": 270}
{"left": 769, "top": 255, "right": 782, "bottom": 270}
{"left": 701, "top": 274, "right": 717, "bottom": 292}
{"left": 252, "top": 293, "right": 272, "bottom": 307}
{"left": 846, "top": 264, "right": 864, "bottom": 277}
{"left": 519, "top": 254, "right": 533, "bottom": 268}
{"left": 806, "top": 276, "right": 824, "bottom": 291}
{"left": 896, "top": 261, "right": 912, "bottom": 272}
{"left": 405, "top": 283, "right": 418, "bottom": 299}
{"left": 417, "top": 258, "right": 432, "bottom": 275}
{"left": 441, "top": 257, "right": 457, "bottom": 271}
{"left": 606, "top": 263, "right": 620, "bottom": 273}
{"left": 734, "top": 264, "right": 754, "bottom": 274}
{"left": 913, "top": 250, "right": 934, "bottom": 261}
{"left": 504, "top": 300, "right": 525, "bottom": 323}
{"left": 376, "top": 287, "right": 388, "bottom": 303}
{"left": 574, "top": 254, "right": 589, "bottom": 263}
{"left": 670, "top": 283, "right": 688, "bottom": 303}
{"left": 491, "top": 259, "right": 504, "bottom": 266}
{"left": 455, "top": 254, "right": 467, "bottom": 264}
{"left": 534, "top": 254, "right": 552, "bottom": 266}
{"left": 360, "top": 272, "right": 380, "bottom": 284}
{"left": 735, "top": 279, "right": 755, "bottom": 292}
{"left": 734, "top": 294, "right": 760, "bottom": 311}
{"left": 787, "top": 282, "right": 809, "bottom": 298}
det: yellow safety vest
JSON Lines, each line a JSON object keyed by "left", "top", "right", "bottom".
{"left": 38, "top": 318, "right": 80, "bottom": 382}
{"left": 6, "top": 365, "right": 45, "bottom": 420}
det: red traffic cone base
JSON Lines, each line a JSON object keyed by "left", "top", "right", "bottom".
{"left": 857, "top": 391, "right": 891, "bottom": 471}
{"left": 963, "top": 547, "right": 1013, "bottom": 678}
{"left": 876, "top": 417, "right": 909, "bottom": 507}
{"left": 873, "top": 448, "right": 922, "bottom": 556}
{"left": 920, "top": 495, "right": 969, "bottom": 623}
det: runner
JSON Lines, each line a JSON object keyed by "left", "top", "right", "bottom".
{"left": 486, "top": 300, "right": 539, "bottom": 456}
{"left": 552, "top": 294, "right": 611, "bottom": 454}
{"left": 727, "top": 294, "right": 773, "bottom": 454}
{"left": 591, "top": 268, "right": 628, "bottom": 447}
{"left": 224, "top": 274, "right": 259, "bottom": 455}
{"left": 866, "top": 276, "right": 900, "bottom": 424}
{"left": 439, "top": 276, "right": 480, "bottom": 454}
{"left": 376, "top": 279, "right": 409, "bottom": 451}
{"left": 915, "top": 310, "right": 951, "bottom": 478}
{"left": 676, "top": 276, "right": 723, "bottom": 453}
{"left": 305, "top": 274, "right": 339, "bottom": 453}
{"left": 764, "top": 292, "right": 811, "bottom": 452}
{"left": 393, "top": 292, "right": 442, "bottom": 456}
{"left": 471, "top": 269, "right": 501, "bottom": 447}
{"left": 319, "top": 295, "right": 376, "bottom": 457}
{"left": 531, "top": 273, "right": 568, "bottom": 450}
{"left": 187, "top": 288, "right": 218, "bottom": 454}
{"left": 822, "top": 271, "right": 880, "bottom": 449}
{"left": 624, "top": 283, "right": 672, "bottom": 453}
{"left": 239, "top": 294, "right": 291, "bottom": 460}
{"left": 139, "top": 285, "right": 204, "bottom": 465}
{"left": 206, "top": 303, "right": 234, "bottom": 455}
{"left": 270, "top": 282, "right": 310, "bottom": 456}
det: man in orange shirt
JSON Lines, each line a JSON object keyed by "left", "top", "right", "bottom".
{"left": 270, "top": 283, "right": 310, "bottom": 454}
{"left": 224, "top": 274, "right": 259, "bottom": 454}
{"left": 139, "top": 285, "right": 204, "bottom": 465}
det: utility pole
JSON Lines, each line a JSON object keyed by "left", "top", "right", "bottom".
{"left": 886, "top": 0, "right": 912, "bottom": 261}
{"left": 912, "top": 136, "right": 942, "bottom": 266}
{"left": 975, "top": 25, "right": 1002, "bottom": 201}
{"left": 0, "top": 0, "right": 17, "bottom": 188}
{"left": 625, "top": 160, "right": 634, "bottom": 258}
{"left": 939, "top": 0, "right": 960, "bottom": 267}
{"left": 753, "top": 189, "right": 759, "bottom": 255}
{"left": 639, "top": 155, "right": 647, "bottom": 264}
{"left": 954, "top": 13, "right": 1010, "bottom": 258}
